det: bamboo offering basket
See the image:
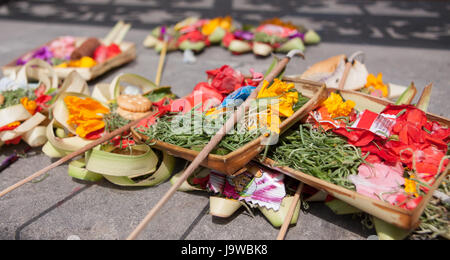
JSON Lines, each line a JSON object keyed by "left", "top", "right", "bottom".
{"left": 133, "top": 79, "right": 328, "bottom": 175}
{"left": 2, "top": 37, "right": 136, "bottom": 81}
{"left": 259, "top": 78, "right": 450, "bottom": 230}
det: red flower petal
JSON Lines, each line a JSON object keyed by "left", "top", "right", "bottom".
{"left": 106, "top": 44, "right": 121, "bottom": 58}
{"left": 0, "top": 124, "right": 19, "bottom": 132}
{"left": 361, "top": 143, "right": 398, "bottom": 163}
{"left": 84, "top": 128, "right": 104, "bottom": 140}
{"left": 222, "top": 32, "right": 235, "bottom": 48}
{"left": 94, "top": 45, "right": 108, "bottom": 63}
{"left": 192, "top": 175, "right": 210, "bottom": 189}
{"left": 332, "top": 128, "right": 376, "bottom": 147}
{"left": 34, "top": 84, "right": 47, "bottom": 97}
{"left": 177, "top": 30, "right": 207, "bottom": 45}
{"left": 5, "top": 136, "right": 21, "bottom": 145}
{"left": 396, "top": 195, "right": 422, "bottom": 210}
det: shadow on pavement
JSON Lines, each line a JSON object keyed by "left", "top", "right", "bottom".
{"left": 0, "top": 0, "right": 448, "bottom": 49}
{"left": 304, "top": 202, "right": 376, "bottom": 239}
{"left": 14, "top": 183, "right": 94, "bottom": 240}
{"left": 179, "top": 202, "right": 209, "bottom": 240}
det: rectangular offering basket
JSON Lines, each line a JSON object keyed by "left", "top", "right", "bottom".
{"left": 133, "top": 78, "right": 328, "bottom": 175}
{"left": 2, "top": 37, "right": 136, "bottom": 81}
{"left": 258, "top": 84, "right": 450, "bottom": 230}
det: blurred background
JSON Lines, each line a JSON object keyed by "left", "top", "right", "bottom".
{"left": 0, "top": 0, "right": 449, "bottom": 49}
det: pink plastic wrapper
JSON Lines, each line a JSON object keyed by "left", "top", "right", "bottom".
{"left": 208, "top": 168, "right": 286, "bottom": 211}
{"left": 207, "top": 171, "right": 226, "bottom": 194}
{"left": 349, "top": 163, "right": 405, "bottom": 204}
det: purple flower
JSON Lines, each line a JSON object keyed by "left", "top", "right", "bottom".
{"left": 289, "top": 32, "right": 305, "bottom": 40}
{"left": 0, "top": 154, "right": 18, "bottom": 173}
{"left": 32, "top": 46, "right": 54, "bottom": 63}
{"left": 234, "top": 30, "right": 254, "bottom": 41}
{"left": 16, "top": 57, "right": 29, "bottom": 66}
{"left": 17, "top": 46, "right": 54, "bottom": 66}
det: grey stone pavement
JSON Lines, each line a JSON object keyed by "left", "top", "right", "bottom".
{"left": 0, "top": 0, "right": 449, "bottom": 240}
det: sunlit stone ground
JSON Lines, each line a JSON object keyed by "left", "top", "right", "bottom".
{"left": 0, "top": 0, "right": 448, "bottom": 240}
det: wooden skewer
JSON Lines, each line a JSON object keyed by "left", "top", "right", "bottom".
{"left": 0, "top": 112, "right": 154, "bottom": 198}
{"left": 338, "top": 62, "right": 352, "bottom": 91}
{"left": 126, "top": 50, "right": 304, "bottom": 240}
{"left": 276, "top": 182, "right": 304, "bottom": 240}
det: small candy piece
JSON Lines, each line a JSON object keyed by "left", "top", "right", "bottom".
{"left": 183, "top": 49, "right": 197, "bottom": 64}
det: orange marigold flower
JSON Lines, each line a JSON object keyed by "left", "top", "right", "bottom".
{"left": 261, "top": 18, "right": 298, "bottom": 30}
{"left": 202, "top": 16, "right": 232, "bottom": 35}
{"left": 365, "top": 73, "right": 389, "bottom": 97}
{"left": 404, "top": 176, "right": 419, "bottom": 198}
{"left": 322, "top": 92, "right": 355, "bottom": 118}
{"left": 255, "top": 79, "right": 298, "bottom": 133}
{"left": 64, "top": 96, "right": 109, "bottom": 138}
{"left": 7, "top": 121, "right": 21, "bottom": 128}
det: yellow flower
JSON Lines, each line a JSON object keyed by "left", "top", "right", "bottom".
{"left": 252, "top": 79, "right": 299, "bottom": 134}
{"left": 257, "top": 79, "right": 298, "bottom": 118}
{"left": 249, "top": 109, "right": 281, "bottom": 134}
{"left": 258, "top": 79, "right": 295, "bottom": 98}
{"left": 174, "top": 17, "right": 199, "bottom": 31}
{"left": 205, "top": 107, "right": 217, "bottom": 116}
{"left": 202, "top": 16, "right": 232, "bottom": 35}
{"left": 322, "top": 92, "right": 355, "bottom": 118}
{"left": 205, "top": 107, "right": 227, "bottom": 119}
{"left": 20, "top": 97, "right": 37, "bottom": 115}
{"left": 404, "top": 176, "right": 419, "bottom": 198}
{"left": 261, "top": 110, "right": 281, "bottom": 134}
{"left": 7, "top": 121, "right": 21, "bottom": 128}
{"left": 261, "top": 18, "right": 297, "bottom": 30}
{"left": 365, "top": 73, "right": 388, "bottom": 97}
{"left": 76, "top": 119, "right": 105, "bottom": 138}
{"left": 202, "top": 18, "right": 220, "bottom": 36}
{"left": 55, "top": 63, "right": 68, "bottom": 68}
{"left": 65, "top": 56, "right": 97, "bottom": 68}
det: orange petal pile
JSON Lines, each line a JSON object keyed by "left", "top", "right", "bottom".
{"left": 64, "top": 96, "right": 109, "bottom": 138}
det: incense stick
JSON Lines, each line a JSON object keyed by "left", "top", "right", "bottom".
{"left": 338, "top": 51, "right": 364, "bottom": 91}
{"left": 155, "top": 33, "right": 168, "bottom": 87}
